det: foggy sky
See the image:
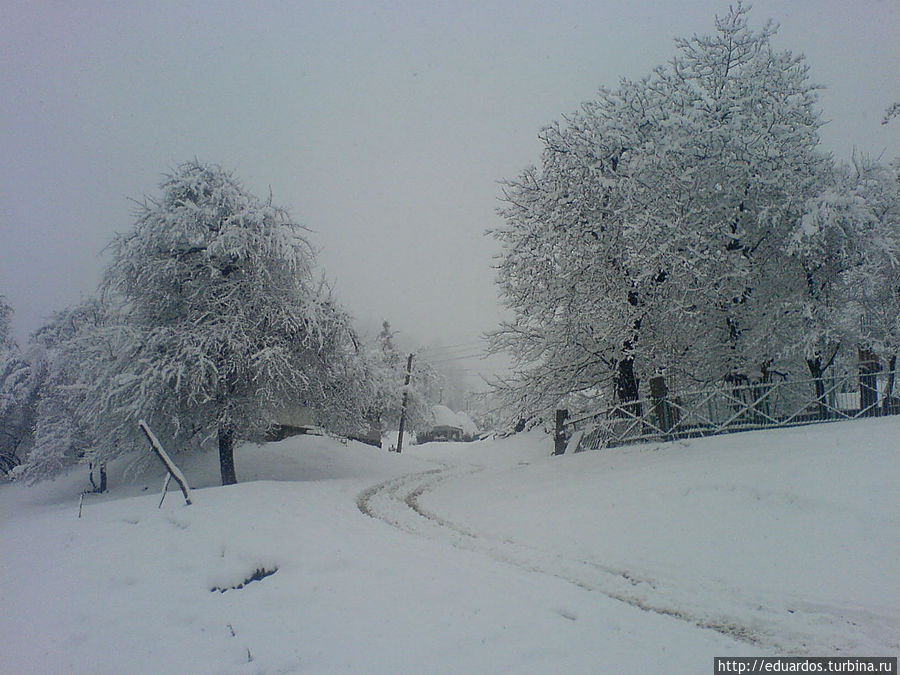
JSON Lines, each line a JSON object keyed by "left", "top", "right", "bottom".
{"left": 2, "top": 1, "right": 898, "bottom": 381}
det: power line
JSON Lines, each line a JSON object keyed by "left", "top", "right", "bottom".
{"left": 420, "top": 340, "right": 486, "bottom": 351}
{"left": 427, "top": 352, "right": 487, "bottom": 364}
{"left": 419, "top": 345, "right": 485, "bottom": 358}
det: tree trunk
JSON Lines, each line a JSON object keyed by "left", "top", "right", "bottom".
{"left": 615, "top": 356, "right": 642, "bottom": 419}
{"left": 806, "top": 357, "right": 828, "bottom": 420}
{"left": 553, "top": 409, "right": 569, "bottom": 455}
{"left": 615, "top": 356, "right": 640, "bottom": 402}
{"left": 858, "top": 347, "right": 880, "bottom": 417}
{"left": 89, "top": 461, "right": 108, "bottom": 493}
{"left": 649, "top": 375, "right": 673, "bottom": 433}
{"left": 218, "top": 424, "right": 237, "bottom": 486}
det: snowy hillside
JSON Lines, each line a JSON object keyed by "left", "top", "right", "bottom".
{"left": 1, "top": 418, "right": 897, "bottom": 673}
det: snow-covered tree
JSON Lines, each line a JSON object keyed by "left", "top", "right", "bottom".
{"left": 792, "top": 158, "right": 899, "bottom": 365}
{"left": 12, "top": 297, "right": 115, "bottom": 483}
{"left": 364, "top": 321, "right": 437, "bottom": 436}
{"left": 786, "top": 175, "right": 851, "bottom": 382}
{"left": 98, "top": 161, "right": 368, "bottom": 485}
{"left": 787, "top": 156, "right": 899, "bottom": 408}
{"left": 838, "top": 159, "right": 900, "bottom": 369}
{"left": 0, "top": 297, "right": 39, "bottom": 475}
{"left": 0, "top": 296, "right": 14, "bottom": 352}
{"left": 661, "top": 7, "right": 827, "bottom": 383}
{"left": 489, "top": 4, "right": 829, "bottom": 418}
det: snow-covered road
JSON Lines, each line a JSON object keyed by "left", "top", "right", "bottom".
{"left": 357, "top": 422, "right": 899, "bottom": 655}
{"left": 357, "top": 455, "right": 771, "bottom": 646}
{"left": 1, "top": 418, "right": 896, "bottom": 673}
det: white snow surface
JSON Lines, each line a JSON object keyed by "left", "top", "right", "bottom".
{"left": 1, "top": 418, "right": 897, "bottom": 674}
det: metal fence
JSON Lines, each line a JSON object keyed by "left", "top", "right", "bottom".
{"left": 563, "top": 369, "right": 899, "bottom": 453}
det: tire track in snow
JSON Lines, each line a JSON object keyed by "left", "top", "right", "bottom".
{"left": 356, "top": 462, "right": 777, "bottom": 651}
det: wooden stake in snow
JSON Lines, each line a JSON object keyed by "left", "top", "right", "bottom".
{"left": 139, "top": 420, "right": 192, "bottom": 506}
{"left": 158, "top": 473, "right": 172, "bottom": 509}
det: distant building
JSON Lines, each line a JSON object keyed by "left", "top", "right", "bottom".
{"left": 417, "top": 405, "right": 479, "bottom": 443}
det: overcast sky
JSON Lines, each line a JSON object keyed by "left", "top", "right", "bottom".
{"left": 2, "top": 1, "right": 898, "bottom": 380}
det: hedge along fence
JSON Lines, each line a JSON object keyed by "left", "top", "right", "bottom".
{"left": 562, "top": 368, "right": 899, "bottom": 453}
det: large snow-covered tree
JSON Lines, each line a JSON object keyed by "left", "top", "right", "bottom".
{"left": 100, "top": 161, "right": 367, "bottom": 485}
{"left": 489, "top": 4, "right": 829, "bottom": 419}
{"left": 657, "top": 7, "right": 827, "bottom": 383}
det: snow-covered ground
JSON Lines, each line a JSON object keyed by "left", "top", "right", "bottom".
{"left": 1, "top": 418, "right": 897, "bottom": 674}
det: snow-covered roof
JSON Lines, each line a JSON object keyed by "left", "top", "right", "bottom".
{"left": 431, "top": 405, "right": 461, "bottom": 429}
{"left": 431, "top": 405, "right": 479, "bottom": 435}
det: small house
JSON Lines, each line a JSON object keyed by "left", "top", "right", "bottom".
{"left": 417, "top": 405, "right": 479, "bottom": 443}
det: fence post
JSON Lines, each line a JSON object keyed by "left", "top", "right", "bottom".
{"left": 554, "top": 409, "right": 569, "bottom": 455}
{"left": 649, "top": 376, "right": 673, "bottom": 433}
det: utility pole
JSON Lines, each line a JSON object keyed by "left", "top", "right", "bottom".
{"left": 396, "top": 353, "right": 414, "bottom": 453}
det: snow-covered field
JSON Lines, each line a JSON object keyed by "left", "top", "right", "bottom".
{"left": 1, "top": 418, "right": 897, "bottom": 674}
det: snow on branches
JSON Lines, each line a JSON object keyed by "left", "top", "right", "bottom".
{"left": 794, "top": 158, "right": 900, "bottom": 362}
{"left": 488, "top": 4, "right": 862, "bottom": 420}
{"left": 99, "top": 161, "right": 369, "bottom": 484}
{"left": 13, "top": 162, "right": 371, "bottom": 486}
{"left": 0, "top": 296, "right": 42, "bottom": 475}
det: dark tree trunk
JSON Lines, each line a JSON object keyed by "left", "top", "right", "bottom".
{"left": 553, "top": 409, "right": 569, "bottom": 455}
{"left": 806, "top": 357, "right": 828, "bottom": 420}
{"left": 89, "top": 461, "right": 108, "bottom": 493}
{"left": 615, "top": 356, "right": 640, "bottom": 402}
{"left": 615, "top": 356, "right": 642, "bottom": 419}
{"left": 649, "top": 375, "right": 674, "bottom": 433}
{"left": 218, "top": 424, "right": 237, "bottom": 486}
{"left": 858, "top": 347, "right": 880, "bottom": 417}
